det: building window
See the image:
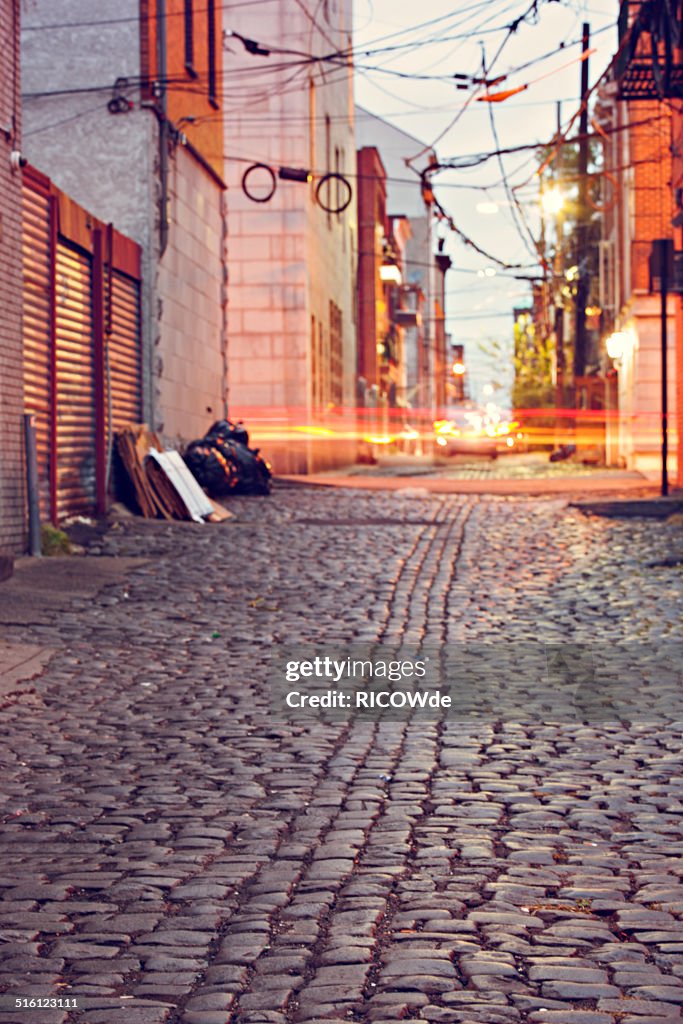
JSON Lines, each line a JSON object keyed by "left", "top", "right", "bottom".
{"left": 207, "top": 0, "right": 218, "bottom": 107}
{"left": 184, "top": 0, "right": 196, "bottom": 76}
{"left": 313, "top": 307, "right": 343, "bottom": 410}
{"left": 329, "top": 302, "right": 343, "bottom": 406}
{"left": 311, "top": 316, "right": 319, "bottom": 409}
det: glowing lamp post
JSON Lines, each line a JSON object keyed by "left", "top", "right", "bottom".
{"left": 605, "top": 331, "right": 627, "bottom": 361}
{"left": 540, "top": 184, "right": 565, "bottom": 217}
{"left": 379, "top": 259, "right": 402, "bottom": 285}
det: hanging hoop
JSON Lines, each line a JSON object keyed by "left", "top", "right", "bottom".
{"left": 242, "top": 163, "right": 277, "bottom": 203}
{"left": 586, "top": 170, "right": 620, "bottom": 214}
{"left": 315, "top": 172, "right": 353, "bottom": 214}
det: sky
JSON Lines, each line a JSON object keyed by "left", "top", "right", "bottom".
{"left": 353, "top": 0, "right": 619, "bottom": 405}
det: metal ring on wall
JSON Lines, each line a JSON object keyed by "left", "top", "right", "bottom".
{"left": 242, "top": 163, "right": 277, "bottom": 203}
{"left": 315, "top": 172, "right": 353, "bottom": 214}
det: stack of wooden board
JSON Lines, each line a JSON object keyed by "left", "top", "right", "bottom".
{"left": 115, "top": 426, "right": 163, "bottom": 518}
{"left": 115, "top": 426, "right": 233, "bottom": 523}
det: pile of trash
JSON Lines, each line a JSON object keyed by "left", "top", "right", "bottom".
{"left": 114, "top": 419, "right": 271, "bottom": 524}
{"left": 184, "top": 420, "right": 272, "bottom": 497}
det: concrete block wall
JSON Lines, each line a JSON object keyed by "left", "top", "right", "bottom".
{"left": 155, "top": 146, "right": 227, "bottom": 442}
{"left": 223, "top": 0, "right": 357, "bottom": 474}
{"left": 0, "top": 0, "right": 25, "bottom": 553}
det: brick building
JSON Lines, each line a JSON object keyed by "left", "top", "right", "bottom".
{"left": 21, "top": 0, "right": 227, "bottom": 446}
{"left": 0, "top": 0, "right": 24, "bottom": 560}
{"left": 600, "top": 94, "right": 678, "bottom": 476}
{"left": 605, "top": 2, "right": 681, "bottom": 484}
{"left": 672, "top": 101, "right": 683, "bottom": 488}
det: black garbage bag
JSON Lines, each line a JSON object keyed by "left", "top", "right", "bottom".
{"left": 206, "top": 419, "right": 250, "bottom": 447}
{"left": 184, "top": 441, "right": 238, "bottom": 496}
{"left": 183, "top": 421, "right": 273, "bottom": 497}
{"left": 549, "top": 443, "right": 577, "bottom": 463}
{"left": 211, "top": 436, "right": 272, "bottom": 495}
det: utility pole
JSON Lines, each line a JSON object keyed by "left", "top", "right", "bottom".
{"left": 650, "top": 240, "right": 672, "bottom": 497}
{"left": 661, "top": 247, "right": 669, "bottom": 497}
{"left": 573, "top": 23, "right": 591, "bottom": 387}
{"left": 554, "top": 101, "right": 566, "bottom": 407}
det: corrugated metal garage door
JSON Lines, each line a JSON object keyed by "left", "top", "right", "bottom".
{"left": 54, "top": 242, "right": 96, "bottom": 519}
{"left": 22, "top": 181, "right": 52, "bottom": 520}
{"left": 22, "top": 168, "right": 143, "bottom": 528}
{"left": 109, "top": 270, "right": 142, "bottom": 430}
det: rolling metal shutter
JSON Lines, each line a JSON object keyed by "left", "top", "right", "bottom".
{"left": 109, "top": 270, "right": 142, "bottom": 430}
{"left": 54, "top": 242, "right": 96, "bottom": 519}
{"left": 22, "top": 181, "right": 52, "bottom": 520}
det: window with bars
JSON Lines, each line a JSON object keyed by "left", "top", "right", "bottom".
{"left": 311, "top": 315, "right": 319, "bottom": 409}
{"left": 311, "top": 305, "right": 343, "bottom": 410}
{"left": 599, "top": 239, "right": 616, "bottom": 315}
{"left": 329, "top": 301, "right": 343, "bottom": 406}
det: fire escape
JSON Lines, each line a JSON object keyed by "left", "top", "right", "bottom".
{"left": 614, "top": 0, "right": 683, "bottom": 100}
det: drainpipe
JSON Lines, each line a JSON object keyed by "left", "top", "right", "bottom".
{"left": 157, "top": 0, "right": 169, "bottom": 256}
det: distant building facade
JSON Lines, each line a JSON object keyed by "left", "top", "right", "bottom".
{"left": 356, "top": 146, "right": 389, "bottom": 412}
{"left": 223, "top": 0, "right": 357, "bottom": 473}
{"left": 21, "top": 0, "right": 227, "bottom": 445}
{"left": 355, "top": 107, "right": 443, "bottom": 420}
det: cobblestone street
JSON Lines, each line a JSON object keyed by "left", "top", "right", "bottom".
{"left": 1, "top": 485, "right": 683, "bottom": 1024}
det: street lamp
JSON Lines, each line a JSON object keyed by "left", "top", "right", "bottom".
{"left": 605, "top": 330, "right": 626, "bottom": 361}
{"left": 540, "top": 185, "right": 565, "bottom": 217}
{"left": 380, "top": 258, "right": 402, "bottom": 285}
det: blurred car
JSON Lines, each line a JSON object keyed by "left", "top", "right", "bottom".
{"left": 434, "top": 405, "right": 521, "bottom": 459}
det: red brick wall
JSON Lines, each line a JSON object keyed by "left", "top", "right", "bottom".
{"left": 672, "top": 100, "right": 683, "bottom": 487}
{"left": 0, "top": 0, "right": 25, "bottom": 553}
{"left": 629, "top": 100, "right": 673, "bottom": 292}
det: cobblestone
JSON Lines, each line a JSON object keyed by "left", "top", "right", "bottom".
{"left": 0, "top": 489, "right": 682, "bottom": 1023}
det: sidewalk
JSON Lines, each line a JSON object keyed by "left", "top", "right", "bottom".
{"left": 0, "top": 554, "right": 149, "bottom": 627}
{"left": 573, "top": 493, "right": 683, "bottom": 518}
{"left": 279, "top": 450, "right": 659, "bottom": 496}
{"left": 0, "top": 641, "right": 53, "bottom": 699}
{"left": 279, "top": 470, "right": 657, "bottom": 496}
